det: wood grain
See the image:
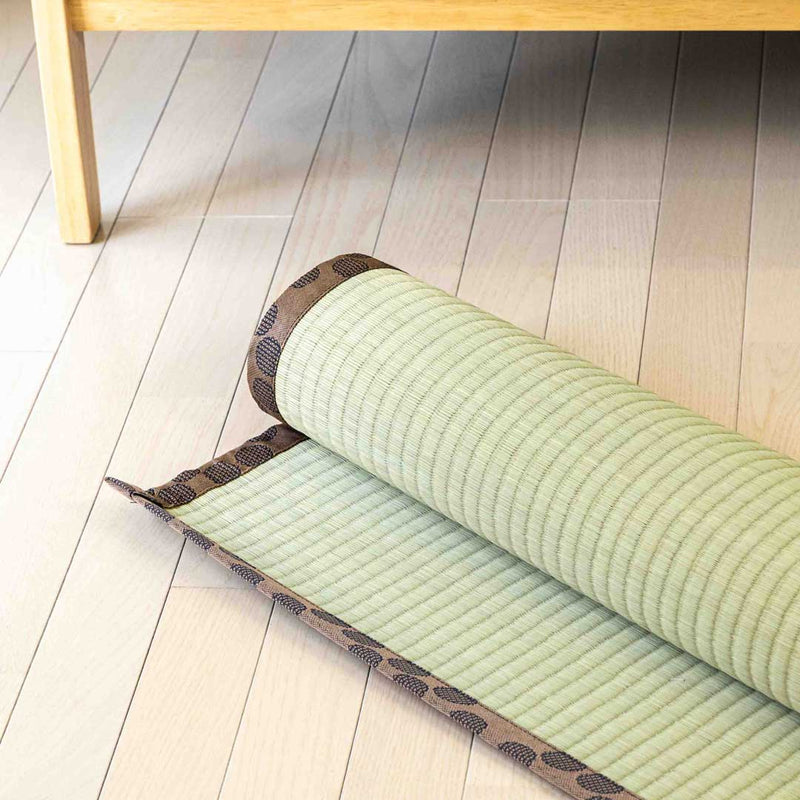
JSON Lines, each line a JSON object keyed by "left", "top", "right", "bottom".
{"left": 548, "top": 200, "right": 659, "bottom": 380}
{"left": 738, "top": 32, "right": 800, "bottom": 459}
{"left": 0, "top": 31, "right": 192, "bottom": 504}
{"left": 218, "top": 608, "right": 368, "bottom": 800}
{"left": 121, "top": 32, "right": 274, "bottom": 217}
{"left": 68, "top": 0, "right": 800, "bottom": 32}
{"left": 639, "top": 33, "right": 762, "bottom": 427}
{"left": 571, "top": 32, "right": 678, "bottom": 200}
{"left": 100, "top": 588, "right": 271, "bottom": 800}
{"left": 340, "top": 672, "right": 472, "bottom": 800}
{"left": 208, "top": 31, "right": 353, "bottom": 216}
{"left": 264, "top": 32, "right": 434, "bottom": 291}
{"left": 459, "top": 200, "right": 566, "bottom": 335}
{"left": 374, "top": 31, "right": 515, "bottom": 290}
{"left": 482, "top": 33, "right": 596, "bottom": 201}
{"left": 465, "top": 738, "right": 570, "bottom": 800}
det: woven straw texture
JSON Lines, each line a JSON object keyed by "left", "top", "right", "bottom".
{"left": 275, "top": 267, "right": 800, "bottom": 714}
{"left": 173, "top": 439, "right": 800, "bottom": 800}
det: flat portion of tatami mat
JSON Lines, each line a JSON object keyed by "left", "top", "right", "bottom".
{"left": 0, "top": 23, "right": 799, "bottom": 800}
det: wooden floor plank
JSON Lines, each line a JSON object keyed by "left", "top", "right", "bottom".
{"left": 639, "top": 32, "right": 763, "bottom": 427}
{"left": 548, "top": 200, "right": 659, "bottom": 381}
{"left": 121, "top": 32, "right": 275, "bottom": 217}
{"left": 341, "top": 674, "right": 473, "bottom": 800}
{"left": 265, "top": 32, "right": 435, "bottom": 287}
{"left": 0, "top": 218, "right": 288, "bottom": 800}
{"left": 208, "top": 31, "right": 353, "bottom": 216}
{"left": 0, "top": 351, "right": 50, "bottom": 475}
{"left": 738, "top": 32, "right": 800, "bottom": 460}
{"left": 100, "top": 588, "right": 271, "bottom": 800}
{"left": 218, "top": 607, "right": 368, "bottom": 800}
{"left": 462, "top": 29, "right": 678, "bottom": 799}
{"left": 458, "top": 30, "right": 604, "bottom": 336}
{"left": 0, "top": 0, "right": 34, "bottom": 109}
{"left": 571, "top": 32, "right": 678, "bottom": 200}
{"left": 374, "top": 31, "right": 515, "bottom": 290}
{"left": 0, "top": 31, "right": 193, "bottom": 478}
{"left": 481, "top": 32, "right": 596, "bottom": 201}
{"left": 464, "top": 738, "right": 569, "bottom": 800}
{"left": 0, "top": 31, "right": 114, "bottom": 275}
{"left": 459, "top": 200, "right": 566, "bottom": 334}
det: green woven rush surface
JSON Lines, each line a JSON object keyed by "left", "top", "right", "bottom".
{"left": 275, "top": 268, "right": 800, "bottom": 713}
{"left": 173, "top": 441, "right": 800, "bottom": 800}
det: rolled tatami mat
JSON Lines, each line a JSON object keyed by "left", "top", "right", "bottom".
{"left": 110, "top": 254, "right": 800, "bottom": 800}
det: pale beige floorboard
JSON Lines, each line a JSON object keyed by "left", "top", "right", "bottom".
{"left": 208, "top": 31, "right": 353, "bottom": 216}
{"left": 462, "top": 29, "right": 678, "bottom": 799}
{"left": 100, "top": 588, "right": 271, "bottom": 800}
{"left": 0, "top": 32, "right": 193, "bottom": 476}
{"left": 738, "top": 33, "right": 800, "bottom": 460}
{"left": 0, "top": 218, "right": 199, "bottom": 735}
{"left": 218, "top": 606, "right": 368, "bottom": 800}
{"left": 548, "top": 200, "right": 659, "bottom": 381}
{"left": 337, "top": 33, "right": 516, "bottom": 800}
{"left": 341, "top": 675, "right": 473, "bottom": 800}
{"left": 458, "top": 200, "right": 566, "bottom": 335}
{"left": 266, "top": 32, "right": 435, "bottom": 288}
{"left": 0, "top": 31, "right": 114, "bottom": 273}
{"left": 547, "top": 31, "right": 678, "bottom": 379}
{"left": 639, "top": 32, "right": 763, "bottom": 427}
{"left": 481, "top": 32, "right": 596, "bottom": 201}
{"left": 0, "top": 218, "right": 288, "bottom": 800}
{"left": 121, "top": 32, "right": 274, "bottom": 217}
{"left": 374, "top": 31, "right": 515, "bottom": 290}
{"left": 0, "top": 0, "right": 33, "bottom": 107}
{"left": 458, "top": 31, "right": 606, "bottom": 336}
{"left": 571, "top": 32, "right": 678, "bottom": 201}
{"left": 0, "top": 351, "right": 50, "bottom": 474}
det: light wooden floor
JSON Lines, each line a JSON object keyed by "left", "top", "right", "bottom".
{"left": 1, "top": 10, "right": 799, "bottom": 798}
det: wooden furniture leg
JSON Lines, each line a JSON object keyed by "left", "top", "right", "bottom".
{"left": 31, "top": 0, "right": 100, "bottom": 243}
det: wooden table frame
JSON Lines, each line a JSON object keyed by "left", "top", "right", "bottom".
{"left": 32, "top": 0, "right": 800, "bottom": 243}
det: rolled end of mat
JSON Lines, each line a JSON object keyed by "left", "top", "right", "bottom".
{"left": 247, "top": 253, "right": 399, "bottom": 420}
{"left": 247, "top": 257, "right": 800, "bottom": 714}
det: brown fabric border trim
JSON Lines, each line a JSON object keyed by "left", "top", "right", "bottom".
{"left": 105, "top": 466, "right": 642, "bottom": 800}
{"left": 109, "top": 424, "right": 308, "bottom": 509}
{"left": 246, "top": 253, "right": 400, "bottom": 421}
